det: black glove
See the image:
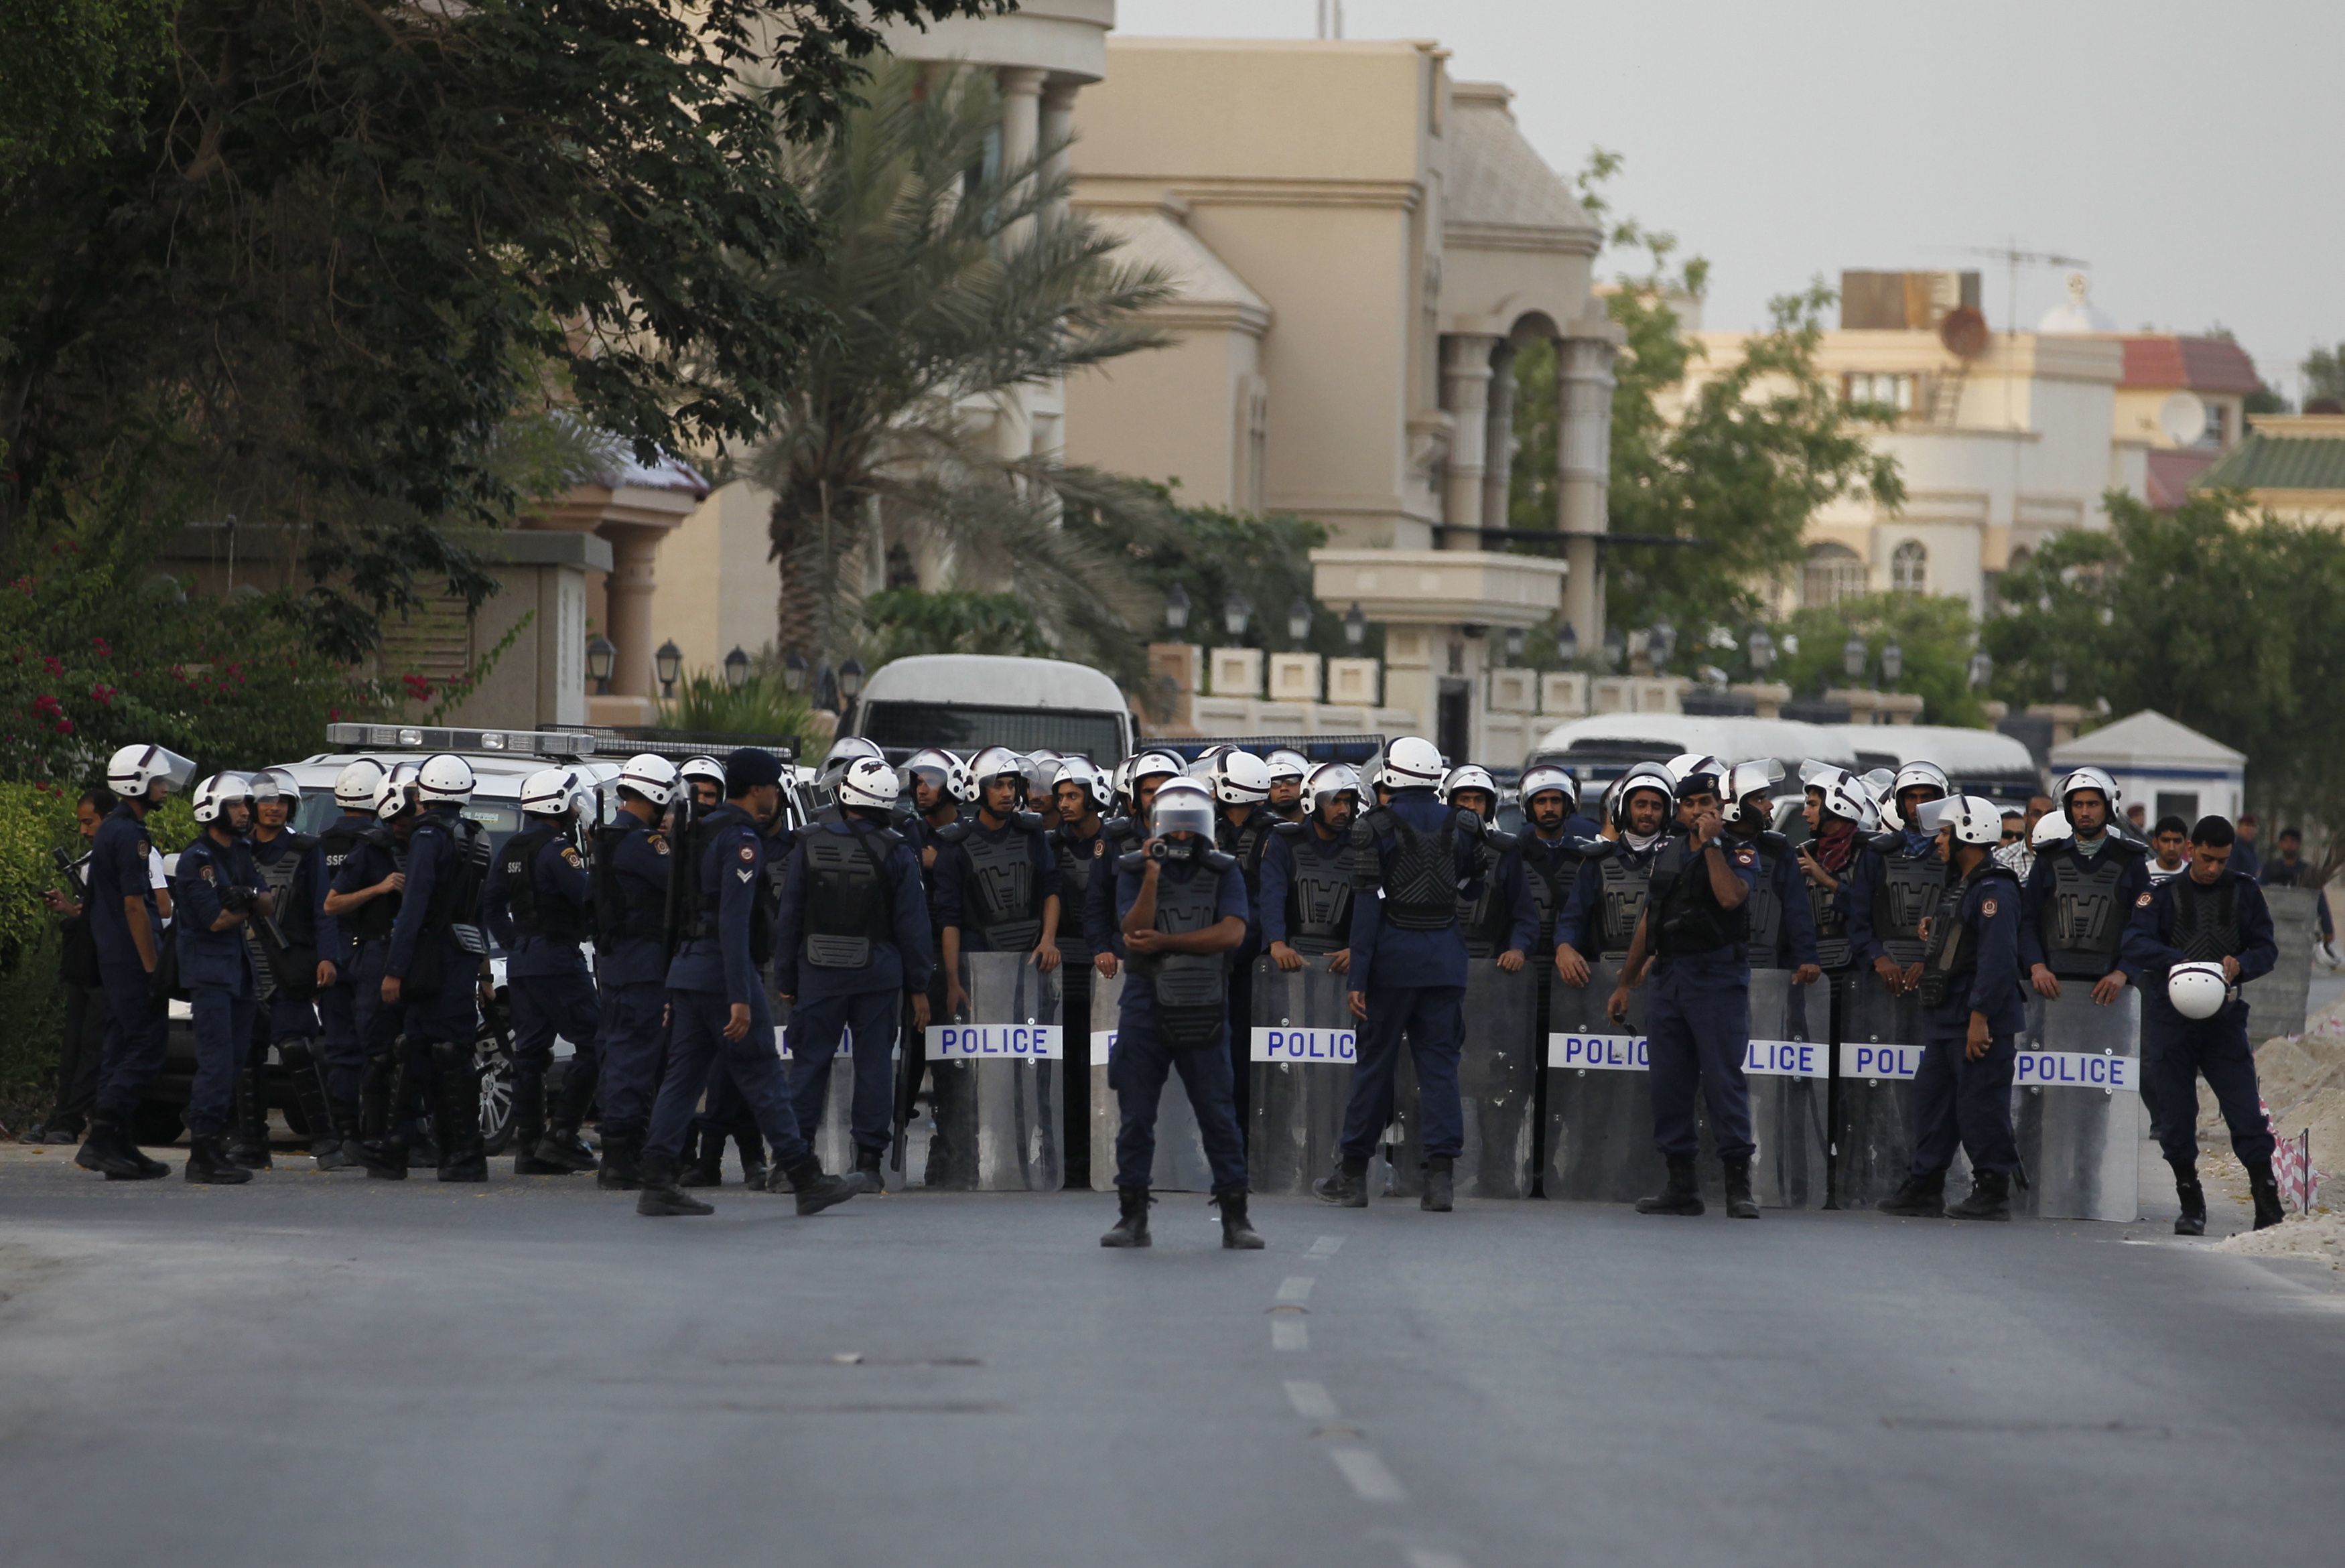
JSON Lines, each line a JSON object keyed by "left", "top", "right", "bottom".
{"left": 220, "top": 883, "right": 257, "bottom": 914}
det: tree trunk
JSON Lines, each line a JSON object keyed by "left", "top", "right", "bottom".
{"left": 769, "top": 487, "right": 864, "bottom": 668}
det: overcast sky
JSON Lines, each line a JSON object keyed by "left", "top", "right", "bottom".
{"left": 1112, "top": 0, "right": 2345, "bottom": 399}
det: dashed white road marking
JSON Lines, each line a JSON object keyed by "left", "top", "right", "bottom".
{"left": 1272, "top": 1317, "right": 1309, "bottom": 1352}
{"left": 1308, "top": 1235, "right": 1344, "bottom": 1258}
{"left": 1329, "top": 1446, "right": 1406, "bottom": 1502}
{"left": 1405, "top": 1550, "right": 1469, "bottom": 1568}
{"left": 1277, "top": 1275, "right": 1315, "bottom": 1303}
{"left": 1284, "top": 1379, "right": 1339, "bottom": 1423}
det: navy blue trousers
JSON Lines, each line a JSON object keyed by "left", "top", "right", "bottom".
{"left": 315, "top": 980, "right": 361, "bottom": 1102}
{"left": 94, "top": 958, "right": 169, "bottom": 1124}
{"left": 1112, "top": 1013, "right": 1246, "bottom": 1191}
{"left": 596, "top": 980, "right": 666, "bottom": 1137}
{"left": 1340, "top": 985, "right": 1465, "bottom": 1161}
{"left": 188, "top": 986, "right": 256, "bottom": 1138}
{"left": 1909, "top": 1019, "right": 2018, "bottom": 1177}
{"left": 646, "top": 987, "right": 809, "bottom": 1168}
{"left": 786, "top": 984, "right": 900, "bottom": 1157}
{"left": 2142, "top": 997, "right": 2273, "bottom": 1167}
{"left": 1647, "top": 956, "right": 1754, "bottom": 1161}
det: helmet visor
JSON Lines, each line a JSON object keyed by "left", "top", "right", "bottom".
{"left": 1150, "top": 790, "right": 1217, "bottom": 841}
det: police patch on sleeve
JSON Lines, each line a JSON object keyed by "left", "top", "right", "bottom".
{"left": 1734, "top": 848, "right": 1756, "bottom": 867}
{"left": 647, "top": 833, "right": 669, "bottom": 855}
{"left": 2136, "top": 892, "right": 2154, "bottom": 907}
{"left": 1980, "top": 898, "right": 1997, "bottom": 918}
{"left": 738, "top": 843, "right": 756, "bottom": 862}
{"left": 561, "top": 847, "right": 584, "bottom": 867}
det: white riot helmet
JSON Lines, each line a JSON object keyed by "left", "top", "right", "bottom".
{"left": 616, "top": 752, "right": 680, "bottom": 808}
{"left": 375, "top": 761, "right": 421, "bottom": 822}
{"left": 1916, "top": 794, "right": 2002, "bottom": 847}
{"left": 2031, "top": 809, "right": 2070, "bottom": 849}
{"left": 252, "top": 767, "right": 302, "bottom": 808}
{"left": 1438, "top": 764, "right": 1498, "bottom": 808}
{"left": 1266, "top": 749, "right": 1311, "bottom": 786}
{"left": 967, "top": 746, "right": 1027, "bottom": 804}
{"left": 1304, "top": 762, "right": 1362, "bottom": 817}
{"left": 2057, "top": 766, "right": 2121, "bottom": 813}
{"left": 1016, "top": 752, "right": 1057, "bottom": 804}
{"left": 900, "top": 747, "right": 958, "bottom": 802}
{"left": 2166, "top": 961, "right": 2230, "bottom": 1021}
{"left": 1814, "top": 772, "right": 1877, "bottom": 831}
{"left": 1609, "top": 762, "right": 1677, "bottom": 820}
{"left": 1518, "top": 764, "right": 1579, "bottom": 813}
{"left": 835, "top": 756, "right": 902, "bottom": 812}
{"left": 520, "top": 767, "right": 578, "bottom": 818}
{"left": 819, "top": 735, "right": 884, "bottom": 786}
{"left": 1382, "top": 735, "right": 1446, "bottom": 790}
{"left": 1721, "top": 759, "right": 1786, "bottom": 824}
{"left": 1212, "top": 749, "right": 1273, "bottom": 805}
{"left": 415, "top": 753, "right": 474, "bottom": 806}
{"left": 1127, "top": 750, "right": 1187, "bottom": 803}
{"left": 677, "top": 756, "right": 725, "bottom": 800}
{"left": 1893, "top": 761, "right": 1952, "bottom": 802}
{"left": 943, "top": 751, "right": 977, "bottom": 804}
{"left": 1150, "top": 778, "right": 1217, "bottom": 840}
{"left": 1054, "top": 758, "right": 1113, "bottom": 812}
{"left": 1183, "top": 744, "right": 1231, "bottom": 785}
{"left": 334, "top": 758, "right": 387, "bottom": 810}
{"left": 106, "top": 743, "right": 196, "bottom": 799}
{"left": 1665, "top": 754, "right": 1729, "bottom": 795}
{"left": 189, "top": 772, "right": 253, "bottom": 826}
{"left": 1874, "top": 780, "right": 1904, "bottom": 833}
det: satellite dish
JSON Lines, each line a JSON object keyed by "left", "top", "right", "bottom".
{"left": 2157, "top": 391, "right": 2206, "bottom": 446}
{"left": 1938, "top": 305, "right": 1989, "bottom": 358}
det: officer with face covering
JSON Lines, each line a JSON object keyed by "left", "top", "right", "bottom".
{"left": 1555, "top": 764, "right": 1676, "bottom": 987}
{"left": 1846, "top": 763, "right": 1953, "bottom": 1001}
{"left": 775, "top": 756, "right": 934, "bottom": 1192}
{"left": 1101, "top": 780, "right": 1260, "bottom": 1250}
{"left": 635, "top": 748, "right": 859, "bottom": 1218}
{"left": 1085, "top": 751, "right": 1187, "bottom": 978}
{"left": 175, "top": 774, "right": 275, "bottom": 1184}
{"left": 1315, "top": 735, "right": 1485, "bottom": 1212}
{"left": 2020, "top": 767, "right": 2149, "bottom": 1010}
{"left": 1794, "top": 765, "right": 1875, "bottom": 985}
{"left": 383, "top": 754, "right": 494, "bottom": 1182}
{"left": 587, "top": 753, "right": 681, "bottom": 1191}
{"left": 1874, "top": 797, "right": 2027, "bottom": 1221}
{"left": 2121, "top": 815, "right": 2284, "bottom": 1234}
{"left": 484, "top": 768, "right": 604, "bottom": 1176}
{"left": 1723, "top": 760, "right": 1822, "bottom": 984}
{"left": 1264, "top": 763, "right": 1362, "bottom": 971}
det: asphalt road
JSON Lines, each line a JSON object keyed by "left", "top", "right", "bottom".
{"left": 3, "top": 1149, "right": 2340, "bottom": 1568}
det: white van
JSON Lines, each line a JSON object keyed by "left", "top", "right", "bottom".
{"left": 1832, "top": 723, "right": 2042, "bottom": 806}
{"left": 1527, "top": 713, "right": 1861, "bottom": 794}
{"left": 850, "top": 654, "right": 1135, "bottom": 764}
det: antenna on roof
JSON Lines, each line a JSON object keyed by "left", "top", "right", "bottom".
{"left": 1316, "top": 0, "right": 1344, "bottom": 40}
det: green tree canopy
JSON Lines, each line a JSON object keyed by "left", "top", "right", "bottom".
{"left": 1771, "top": 591, "right": 1988, "bottom": 727}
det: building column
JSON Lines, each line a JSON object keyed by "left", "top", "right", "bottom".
{"left": 994, "top": 68, "right": 1049, "bottom": 466}
{"left": 1482, "top": 342, "right": 1518, "bottom": 534}
{"left": 1440, "top": 334, "right": 1499, "bottom": 549}
{"left": 600, "top": 524, "right": 665, "bottom": 701}
{"left": 1038, "top": 79, "right": 1079, "bottom": 229}
{"left": 1557, "top": 332, "right": 1617, "bottom": 642}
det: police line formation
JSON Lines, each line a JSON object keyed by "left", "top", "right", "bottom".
{"left": 60, "top": 733, "right": 2287, "bottom": 1247}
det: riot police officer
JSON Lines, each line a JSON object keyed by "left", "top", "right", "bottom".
{"left": 636, "top": 747, "right": 858, "bottom": 1218}
{"left": 2122, "top": 815, "right": 2285, "bottom": 1233}
{"left": 674, "top": 754, "right": 762, "bottom": 1186}
{"left": 1212, "top": 749, "right": 1284, "bottom": 1135}
{"left": 383, "top": 754, "right": 494, "bottom": 1182}
{"left": 228, "top": 768, "right": 330, "bottom": 1170}
{"left": 326, "top": 765, "right": 421, "bottom": 1177}
{"left": 1265, "top": 750, "right": 1310, "bottom": 821}
{"left": 1264, "top": 763, "right": 1363, "bottom": 971}
{"left": 1441, "top": 764, "right": 1536, "bottom": 971}
{"left": 1874, "top": 797, "right": 2027, "bottom": 1222}
{"left": 1051, "top": 758, "right": 1114, "bottom": 1186}
{"left": 1315, "top": 735, "right": 1484, "bottom": 1212}
{"left": 1724, "top": 760, "right": 1822, "bottom": 985}
{"left": 935, "top": 745, "right": 1061, "bottom": 1014}
{"left": 588, "top": 753, "right": 681, "bottom": 1190}
{"left": 2021, "top": 766, "right": 2149, "bottom": 1009}
{"left": 174, "top": 774, "right": 276, "bottom": 1185}
{"left": 1085, "top": 750, "right": 1187, "bottom": 977}
{"left": 1847, "top": 762, "right": 1952, "bottom": 1000}
{"left": 484, "top": 767, "right": 604, "bottom": 1176}
{"left": 777, "top": 756, "right": 934, "bottom": 1192}
{"left": 1102, "top": 779, "right": 1260, "bottom": 1250}
{"left": 1556, "top": 763, "right": 1677, "bottom": 987}
{"left": 1514, "top": 766, "right": 1590, "bottom": 977}
{"left": 308, "top": 760, "right": 383, "bottom": 1169}
{"left": 74, "top": 743, "right": 196, "bottom": 1181}
{"left": 1605, "top": 762, "right": 1764, "bottom": 1219}
{"left": 1794, "top": 765, "right": 1875, "bottom": 981}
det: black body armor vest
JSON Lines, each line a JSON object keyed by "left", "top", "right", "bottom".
{"left": 592, "top": 821, "right": 666, "bottom": 945}
{"left": 496, "top": 826, "right": 588, "bottom": 944}
{"left": 1590, "top": 843, "right": 1658, "bottom": 960}
{"left": 1741, "top": 832, "right": 1790, "bottom": 966}
{"left": 346, "top": 829, "right": 405, "bottom": 942}
{"left": 1648, "top": 836, "right": 1748, "bottom": 959}
{"left": 1357, "top": 807, "right": 1463, "bottom": 933}
{"left": 800, "top": 827, "right": 900, "bottom": 969}
{"left": 953, "top": 819, "right": 1043, "bottom": 951}
{"left": 1128, "top": 857, "right": 1231, "bottom": 1050}
{"left": 1914, "top": 863, "right": 2017, "bottom": 1008}
{"left": 1277, "top": 820, "right": 1357, "bottom": 955}
{"left": 422, "top": 812, "right": 493, "bottom": 956}
{"left": 1870, "top": 836, "right": 1948, "bottom": 966}
{"left": 1458, "top": 832, "right": 1521, "bottom": 959}
{"left": 1518, "top": 836, "right": 1585, "bottom": 956}
{"left": 1053, "top": 825, "right": 1106, "bottom": 947}
{"left": 2169, "top": 875, "right": 2242, "bottom": 963}
{"left": 2041, "top": 843, "right": 2135, "bottom": 978}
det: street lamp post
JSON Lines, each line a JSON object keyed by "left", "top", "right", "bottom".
{"left": 654, "top": 640, "right": 683, "bottom": 701}
{"left": 783, "top": 650, "right": 808, "bottom": 695}
{"left": 1555, "top": 622, "right": 1579, "bottom": 666}
{"left": 1880, "top": 638, "right": 1903, "bottom": 688}
{"left": 1842, "top": 630, "right": 1869, "bottom": 684}
{"left": 1503, "top": 625, "right": 1526, "bottom": 666}
{"left": 1223, "top": 591, "right": 1252, "bottom": 640}
{"left": 838, "top": 658, "right": 864, "bottom": 708}
{"left": 1286, "top": 597, "right": 1313, "bottom": 645}
{"left": 586, "top": 635, "right": 616, "bottom": 697}
{"left": 1747, "top": 625, "right": 1776, "bottom": 677}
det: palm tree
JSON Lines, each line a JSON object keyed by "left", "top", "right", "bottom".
{"left": 732, "top": 62, "right": 1180, "bottom": 683}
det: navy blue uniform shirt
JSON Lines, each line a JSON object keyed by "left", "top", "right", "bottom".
{"left": 174, "top": 831, "right": 261, "bottom": 994}
{"left": 933, "top": 815, "right": 1057, "bottom": 947}
{"left": 1642, "top": 833, "right": 1763, "bottom": 971}
{"left": 387, "top": 807, "right": 467, "bottom": 983}
{"left": 483, "top": 828, "right": 593, "bottom": 978}
{"left": 88, "top": 802, "right": 158, "bottom": 967}
{"left": 667, "top": 803, "right": 769, "bottom": 1005}
{"left": 597, "top": 818, "right": 672, "bottom": 987}
{"left": 1847, "top": 830, "right": 1942, "bottom": 967}
{"left": 1928, "top": 862, "right": 2027, "bottom": 1036}
{"left": 2121, "top": 869, "right": 2278, "bottom": 996}
{"left": 1113, "top": 854, "right": 1250, "bottom": 1025}
{"left": 2019, "top": 835, "right": 2152, "bottom": 979}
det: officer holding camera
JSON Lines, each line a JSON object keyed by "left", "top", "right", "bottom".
{"left": 174, "top": 774, "right": 275, "bottom": 1185}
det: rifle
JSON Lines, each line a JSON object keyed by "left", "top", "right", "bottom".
{"left": 661, "top": 794, "right": 699, "bottom": 965}
{"left": 52, "top": 846, "right": 90, "bottom": 904}
{"left": 892, "top": 989, "right": 919, "bottom": 1175}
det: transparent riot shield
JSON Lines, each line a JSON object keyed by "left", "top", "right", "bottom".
{"left": 1249, "top": 957, "right": 1357, "bottom": 1196}
{"left": 1383, "top": 964, "right": 1538, "bottom": 1199}
{"left": 2010, "top": 989, "right": 2141, "bottom": 1221}
{"left": 1544, "top": 960, "right": 1665, "bottom": 1204}
{"left": 921, "top": 952, "right": 1063, "bottom": 1191}
{"left": 1695, "top": 970, "right": 1828, "bottom": 1209}
{"left": 777, "top": 1019, "right": 886, "bottom": 1178}
{"left": 1832, "top": 975, "right": 1925, "bottom": 1210}
{"left": 1085, "top": 968, "right": 1215, "bottom": 1193}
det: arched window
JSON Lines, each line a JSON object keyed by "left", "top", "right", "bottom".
{"left": 1890, "top": 540, "right": 1928, "bottom": 593}
{"left": 1802, "top": 543, "right": 1867, "bottom": 608}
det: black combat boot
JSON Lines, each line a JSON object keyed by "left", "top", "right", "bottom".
{"left": 75, "top": 1116, "right": 163, "bottom": 1180}
{"left": 1876, "top": 1171, "right": 1946, "bottom": 1218}
{"left": 734, "top": 1131, "right": 770, "bottom": 1190}
{"left": 1722, "top": 1157, "right": 1761, "bottom": 1220}
{"left": 314, "top": 1098, "right": 362, "bottom": 1171}
{"left": 529, "top": 1124, "right": 598, "bottom": 1175}
{"left": 596, "top": 1129, "right": 645, "bottom": 1191}
{"left": 432, "top": 1043, "right": 489, "bottom": 1183}
{"left": 679, "top": 1126, "right": 725, "bottom": 1188}
{"left": 226, "top": 1065, "right": 273, "bottom": 1169}
{"left": 853, "top": 1148, "right": 886, "bottom": 1194}
{"left": 2249, "top": 1161, "right": 2286, "bottom": 1230}
{"left": 184, "top": 1135, "right": 255, "bottom": 1186}
{"left": 511, "top": 1066, "right": 563, "bottom": 1175}
{"left": 282, "top": 1041, "right": 339, "bottom": 1167}
{"left": 1215, "top": 1186, "right": 1265, "bottom": 1250}
{"left": 773, "top": 1156, "right": 859, "bottom": 1217}
{"left": 352, "top": 1054, "right": 405, "bottom": 1178}
{"left": 1944, "top": 1168, "right": 2012, "bottom": 1220}
{"left": 1101, "top": 1184, "right": 1152, "bottom": 1248}
{"left": 1420, "top": 1157, "right": 1455, "bottom": 1213}
{"left": 2169, "top": 1159, "right": 2207, "bottom": 1236}
{"left": 1636, "top": 1156, "right": 1705, "bottom": 1216}
{"left": 537, "top": 1064, "right": 600, "bottom": 1173}
{"left": 636, "top": 1151, "right": 714, "bottom": 1216}
{"left": 1313, "top": 1155, "right": 1369, "bottom": 1208}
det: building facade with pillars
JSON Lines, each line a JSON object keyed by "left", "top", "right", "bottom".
{"left": 1062, "top": 39, "right": 1621, "bottom": 763}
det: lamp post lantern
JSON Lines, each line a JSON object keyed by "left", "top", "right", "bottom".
{"left": 654, "top": 639, "right": 683, "bottom": 701}
{"left": 586, "top": 635, "right": 616, "bottom": 697}
{"left": 1343, "top": 601, "right": 1367, "bottom": 650}
{"left": 1164, "top": 582, "right": 1191, "bottom": 634}
{"left": 1842, "top": 630, "right": 1869, "bottom": 683}
{"left": 723, "top": 646, "right": 750, "bottom": 691}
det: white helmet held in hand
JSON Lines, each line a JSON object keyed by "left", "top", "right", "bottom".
{"left": 1518, "top": 764, "right": 1579, "bottom": 812}
{"left": 616, "top": 752, "right": 680, "bottom": 808}
{"left": 415, "top": 753, "right": 474, "bottom": 805}
{"left": 520, "top": 768, "right": 578, "bottom": 818}
{"left": 1382, "top": 735, "right": 1445, "bottom": 789}
{"left": 2031, "top": 809, "right": 2070, "bottom": 849}
{"left": 1916, "top": 794, "right": 2002, "bottom": 846}
{"left": 1212, "top": 749, "right": 1273, "bottom": 804}
{"left": 835, "top": 756, "right": 902, "bottom": 812}
{"left": 2167, "top": 961, "right": 2229, "bottom": 1020}
{"left": 107, "top": 743, "right": 197, "bottom": 798}
{"left": 334, "top": 758, "right": 387, "bottom": 810}
{"left": 190, "top": 772, "right": 253, "bottom": 826}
